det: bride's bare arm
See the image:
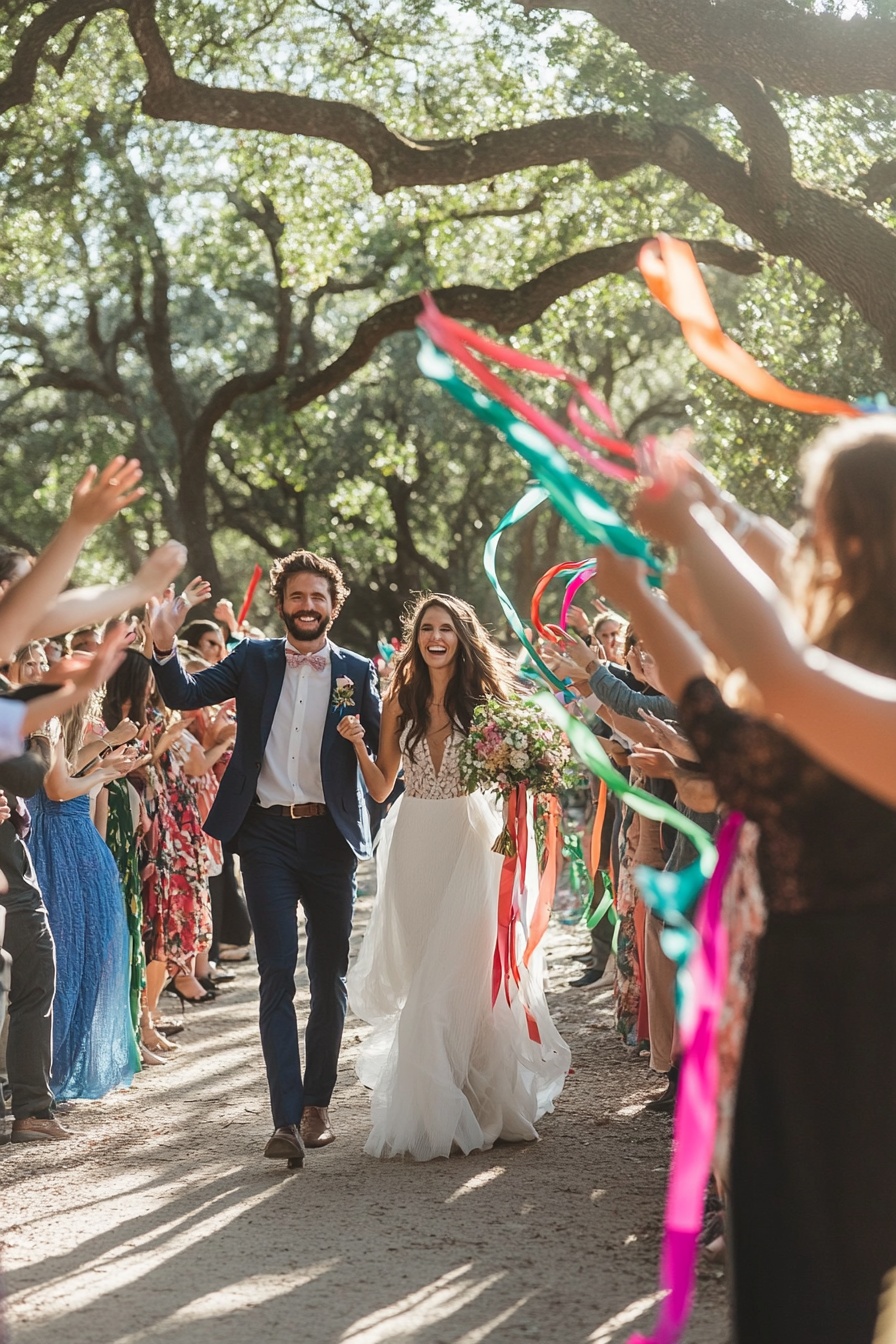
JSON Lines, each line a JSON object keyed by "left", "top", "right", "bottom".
{"left": 337, "top": 692, "right": 402, "bottom": 803}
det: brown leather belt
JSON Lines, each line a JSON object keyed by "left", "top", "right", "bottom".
{"left": 266, "top": 802, "right": 328, "bottom": 819}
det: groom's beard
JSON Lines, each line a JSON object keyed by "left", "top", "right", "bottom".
{"left": 281, "top": 609, "right": 330, "bottom": 644}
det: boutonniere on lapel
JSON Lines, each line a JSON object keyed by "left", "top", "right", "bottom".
{"left": 332, "top": 676, "right": 355, "bottom": 718}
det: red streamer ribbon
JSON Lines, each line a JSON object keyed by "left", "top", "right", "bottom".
{"left": 417, "top": 296, "right": 639, "bottom": 483}
{"left": 236, "top": 564, "right": 264, "bottom": 628}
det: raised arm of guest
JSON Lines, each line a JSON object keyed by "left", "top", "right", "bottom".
{"left": 0, "top": 459, "right": 144, "bottom": 660}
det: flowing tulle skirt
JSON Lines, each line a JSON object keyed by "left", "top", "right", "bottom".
{"left": 29, "top": 791, "right": 135, "bottom": 1101}
{"left": 348, "top": 791, "right": 570, "bottom": 1160}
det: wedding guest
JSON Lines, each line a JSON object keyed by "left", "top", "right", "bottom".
{"left": 68, "top": 625, "right": 102, "bottom": 655}
{"left": 182, "top": 620, "right": 227, "bottom": 665}
{"left": 28, "top": 706, "right": 138, "bottom": 1100}
{"left": 0, "top": 744, "right": 67, "bottom": 1142}
{"left": 598, "top": 415, "right": 896, "bottom": 1344}
{"left": 6, "top": 643, "right": 49, "bottom": 687}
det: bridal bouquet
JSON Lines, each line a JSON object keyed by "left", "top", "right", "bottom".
{"left": 459, "top": 696, "right": 577, "bottom": 852}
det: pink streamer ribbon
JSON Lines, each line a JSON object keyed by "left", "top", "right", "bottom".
{"left": 629, "top": 811, "right": 744, "bottom": 1344}
{"left": 417, "top": 296, "right": 639, "bottom": 484}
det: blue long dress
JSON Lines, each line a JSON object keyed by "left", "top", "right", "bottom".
{"left": 28, "top": 790, "right": 135, "bottom": 1100}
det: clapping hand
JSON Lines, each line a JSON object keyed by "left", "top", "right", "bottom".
{"left": 637, "top": 708, "right": 699, "bottom": 762}
{"left": 104, "top": 717, "right": 139, "bottom": 748}
{"left": 627, "top": 745, "right": 676, "bottom": 780}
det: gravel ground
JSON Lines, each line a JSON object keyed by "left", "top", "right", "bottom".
{"left": 1, "top": 866, "right": 728, "bottom": 1344}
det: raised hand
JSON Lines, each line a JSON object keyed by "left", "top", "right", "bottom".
{"left": 214, "top": 598, "right": 238, "bottom": 634}
{"left": 553, "top": 628, "right": 595, "bottom": 673}
{"left": 172, "top": 576, "right": 212, "bottom": 622}
{"left": 538, "top": 643, "right": 584, "bottom": 685}
{"left": 592, "top": 548, "right": 651, "bottom": 615}
{"left": 0, "top": 790, "right": 11, "bottom": 826}
{"left": 565, "top": 604, "right": 591, "bottom": 637}
{"left": 133, "top": 542, "right": 188, "bottom": 603}
{"left": 69, "top": 457, "right": 145, "bottom": 533}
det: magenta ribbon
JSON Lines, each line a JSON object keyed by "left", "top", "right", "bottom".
{"left": 559, "top": 561, "right": 597, "bottom": 630}
{"left": 629, "top": 811, "right": 744, "bottom": 1344}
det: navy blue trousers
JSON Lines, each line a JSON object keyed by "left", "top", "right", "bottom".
{"left": 237, "top": 806, "right": 356, "bottom": 1128}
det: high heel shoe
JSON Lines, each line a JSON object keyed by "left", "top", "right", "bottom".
{"left": 164, "top": 977, "right": 215, "bottom": 1006}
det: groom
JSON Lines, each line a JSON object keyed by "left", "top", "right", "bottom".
{"left": 151, "top": 550, "right": 381, "bottom": 1168}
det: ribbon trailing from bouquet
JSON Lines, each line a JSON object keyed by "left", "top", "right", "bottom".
{"left": 638, "top": 235, "right": 861, "bottom": 420}
{"left": 629, "top": 812, "right": 744, "bottom": 1344}
{"left": 493, "top": 783, "right": 543, "bottom": 1045}
{"left": 523, "top": 794, "right": 562, "bottom": 970}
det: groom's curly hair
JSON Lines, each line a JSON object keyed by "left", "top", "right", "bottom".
{"left": 391, "top": 593, "right": 516, "bottom": 762}
{"left": 269, "top": 550, "right": 350, "bottom": 617}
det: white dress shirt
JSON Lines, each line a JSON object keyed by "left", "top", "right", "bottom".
{"left": 256, "top": 641, "right": 331, "bottom": 808}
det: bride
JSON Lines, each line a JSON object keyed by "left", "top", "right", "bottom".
{"left": 338, "top": 594, "right": 570, "bottom": 1160}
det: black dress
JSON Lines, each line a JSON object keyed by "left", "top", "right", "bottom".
{"left": 679, "top": 677, "right": 896, "bottom": 1344}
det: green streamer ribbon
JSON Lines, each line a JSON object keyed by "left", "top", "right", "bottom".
{"left": 484, "top": 486, "right": 570, "bottom": 695}
{"left": 532, "top": 691, "right": 717, "bottom": 1013}
{"left": 417, "top": 335, "right": 661, "bottom": 576}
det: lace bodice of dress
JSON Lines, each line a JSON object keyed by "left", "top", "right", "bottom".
{"left": 400, "top": 725, "right": 467, "bottom": 800}
{"left": 679, "top": 676, "right": 896, "bottom": 915}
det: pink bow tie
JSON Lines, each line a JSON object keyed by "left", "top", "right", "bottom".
{"left": 285, "top": 649, "right": 328, "bottom": 672}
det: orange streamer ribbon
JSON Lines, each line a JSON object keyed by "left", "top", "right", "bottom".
{"left": 638, "top": 234, "right": 860, "bottom": 419}
{"left": 590, "top": 779, "right": 608, "bottom": 880}
{"left": 523, "top": 795, "right": 562, "bottom": 972}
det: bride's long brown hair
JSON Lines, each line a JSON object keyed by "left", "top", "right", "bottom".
{"left": 390, "top": 594, "right": 516, "bottom": 760}
{"left": 798, "top": 415, "right": 896, "bottom": 675}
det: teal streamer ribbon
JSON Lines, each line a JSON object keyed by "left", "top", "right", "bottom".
{"left": 418, "top": 335, "right": 661, "bottom": 577}
{"left": 483, "top": 486, "right": 571, "bottom": 695}
{"left": 532, "top": 692, "right": 717, "bottom": 1019}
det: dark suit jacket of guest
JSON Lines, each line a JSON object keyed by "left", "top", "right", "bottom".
{"left": 151, "top": 638, "right": 381, "bottom": 858}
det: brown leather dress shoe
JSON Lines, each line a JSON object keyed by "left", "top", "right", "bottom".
{"left": 300, "top": 1105, "right": 336, "bottom": 1148}
{"left": 11, "top": 1115, "right": 72, "bottom": 1142}
{"left": 263, "top": 1124, "right": 305, "bottom": 1168}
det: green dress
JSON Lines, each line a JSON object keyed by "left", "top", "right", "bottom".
{"left": 105, "top": 778, "right": 144, "bottom": 1072}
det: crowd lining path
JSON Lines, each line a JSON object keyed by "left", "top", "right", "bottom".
{"left": 2, "top": 867, "right": 728, "bottom": 1344}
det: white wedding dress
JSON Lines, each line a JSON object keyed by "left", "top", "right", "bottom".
{"left": 347, "top": 727, "right": 571, "bottom": 1160}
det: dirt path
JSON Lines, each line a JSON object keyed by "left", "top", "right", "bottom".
{"left": 2, "top": 870, "right": 728, "bottom": 1344}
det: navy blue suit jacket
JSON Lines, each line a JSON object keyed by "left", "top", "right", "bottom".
{"left": 151, "top": 638, "right": 381, "bottom": 858}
